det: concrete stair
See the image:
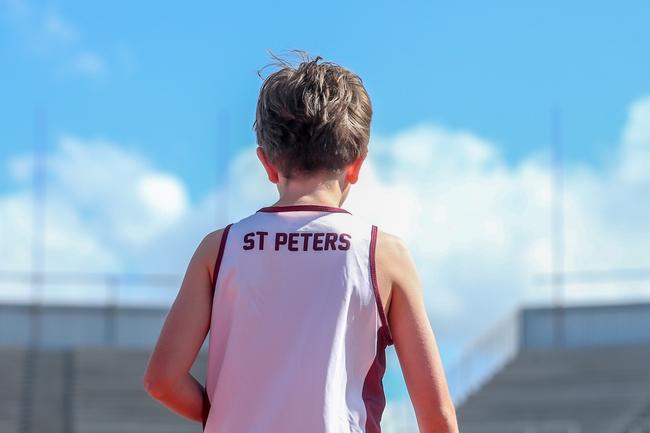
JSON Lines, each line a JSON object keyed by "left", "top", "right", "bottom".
{"left": 457, "top": 345, "right": 650, "bottom": 433}
{"left": 1, "top": 346, "right": 208, "bottom": 433}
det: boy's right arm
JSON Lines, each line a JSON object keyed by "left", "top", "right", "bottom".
{"left": 378, "top": 230, "right": 459, "bottom": 433}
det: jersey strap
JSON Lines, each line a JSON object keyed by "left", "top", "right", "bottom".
{"left": 211, "top": 223, "right": 233, "bottom": 296}
{"left": 369, "top": 224, "right": 394, "bottom": 345}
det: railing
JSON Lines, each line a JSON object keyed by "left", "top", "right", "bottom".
{"left": 448, "top": 268, "right": 650, "bottom": 407}
{"left": 0, "top": 270, "right": 182, "bottom": 348}
{"left": 447, "top": 306, "right": 521, "bottom": 406}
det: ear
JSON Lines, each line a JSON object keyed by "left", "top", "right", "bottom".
{"left": 256, "top": 146, "right": 280, "bottom": 184}
{"left": 345, "top": 154, "right": 366, "bottom": 184}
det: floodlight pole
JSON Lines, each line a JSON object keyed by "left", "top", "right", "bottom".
{"left": 550, "top": 106, "right": 565, "bottom": 348}
{"left": 217, "top": 111, "right": 229, "bottom": 227}
{"left": 30, "top": 107, "right": 47, "bottom": 348}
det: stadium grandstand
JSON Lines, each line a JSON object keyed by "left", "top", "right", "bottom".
{"left": 2, "top": 298, "right": 650, "bottom": 433}
{"left": 453, "top": 301, "right": 650, "bottom": 433}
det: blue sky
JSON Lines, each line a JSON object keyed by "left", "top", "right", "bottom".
{"left": 2, "top": 0, "right": 650, "bottom": 200}
{"left": 2, "top": 0, "right": 650, "bottom": 415}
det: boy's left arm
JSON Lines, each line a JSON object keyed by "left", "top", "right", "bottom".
{"left": 143, "top": 228, "right": 224, "bottom": 428}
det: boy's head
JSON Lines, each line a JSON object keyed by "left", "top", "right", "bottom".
{"left": 253, "top": 50, "right": 372, "bottom": 182}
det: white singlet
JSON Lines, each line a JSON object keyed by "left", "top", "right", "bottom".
{"left": 202, "top": 204, "right": 394, "bottom": 433}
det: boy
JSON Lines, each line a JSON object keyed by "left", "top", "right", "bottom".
{"left": 143, "top": 50, "right": 459, "bottom": 433}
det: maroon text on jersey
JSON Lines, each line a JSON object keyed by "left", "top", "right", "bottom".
{"left": 242, "top": 231, "right": 352, "bottom": 251}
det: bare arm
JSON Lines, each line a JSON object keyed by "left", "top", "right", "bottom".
{"left": 378, "top": 230, "right": 459, "bottom": 433}
{"left": 142, "top": 228, "right": 224, "bottom": 426}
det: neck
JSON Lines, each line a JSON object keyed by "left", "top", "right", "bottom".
{"left": 272, "top": 174, "right": 347, "bottom": 208}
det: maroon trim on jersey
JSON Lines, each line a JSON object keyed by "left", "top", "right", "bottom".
{"left": 204, "top": 223, "right": 232, "bottom": 431}
{"left": 363, "top": 225, "right": 393, "bottom": 432}
{"left": 211, "top": 223, "right": 233, "bottom": 295}
{"left": 370, "top": 224, "right": 394, "bottom": 345}
{"left": 362, "top": 327, "right": 391, "bottom": 433}
{"left": 257, "top": 204, "right": 352, "bottom": 214}
{"left": 201, "top": 385, "right": 211, "bottom": 431}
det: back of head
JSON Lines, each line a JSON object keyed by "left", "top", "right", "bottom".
{"left": 253, "top": 49, "right": 372, "bottom": 179}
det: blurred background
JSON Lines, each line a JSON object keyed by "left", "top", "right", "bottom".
{"left": 1, "top": 1, "right": 650, "bottom": 432}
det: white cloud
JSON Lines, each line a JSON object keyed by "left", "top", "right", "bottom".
{"left": 138, "top": 174, "right": 187, "bottom": 218}
{"left": 1, "top": 96, "right": 649, "bottom": 359}
{"left": 208, "top": 97, "right": 650, "bottom": 351}
{"left": 158, "top": 98, "right": 647, "bottom": 353}
{"left": 619, "top": 97, "right": 650, "bottom": 183}
{"left": 1, "top": 135, "right": 189, "bottom": 287}
{"left": 345, "top": 98, "right": 649, "bottom": 409}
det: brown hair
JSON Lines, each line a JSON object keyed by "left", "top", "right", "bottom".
{"left": 253, "top": 49, "right": 372, "bottom": 179}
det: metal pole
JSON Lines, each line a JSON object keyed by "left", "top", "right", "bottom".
{"left": 104, "top": 275, "right": 119, "bottom": 346}
{"left": 217, "top": 111, "right": 229, "bottom": 227}
{"left": 550, "top": 106, "right": 565, "bottom": 348}
{"left": 30, "top": 107, "right": 47, "bottom": 348}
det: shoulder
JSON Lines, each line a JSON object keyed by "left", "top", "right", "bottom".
{"left": 195, "top": 225, "right": 232, "bottom": 283}
{"left": 375, "top": 228, "right": 410, "bottom": 264}
{"left": 375, "top": 228, "right": 420, "bottom": 289}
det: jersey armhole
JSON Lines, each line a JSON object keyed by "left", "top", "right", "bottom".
{"left": 370, "top": 224, "right": 394, "bottom": 346}
{"left": 204, "top": 223, "right": 232, "bottom": 430}
{"left": 211, "top": 223, "right": 233, "bottom": 296}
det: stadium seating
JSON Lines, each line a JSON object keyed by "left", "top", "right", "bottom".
{"left": 0, "top": 346, "right": 208, "bottom": 433}
{"left": 0, "top": 348, "right": 25, "bottom": 433}
{"left": 4, "top": 343, "right": 650, "bottom": 433}
{"left": 73, "top": 347, "right": 208, "bottom": 433}
{"left": 457, "top": 344, "right": 650, "bottom": 433}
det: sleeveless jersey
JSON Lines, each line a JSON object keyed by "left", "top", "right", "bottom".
{"left": 202, "top": 204, "right": 394, "bottom": 433}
